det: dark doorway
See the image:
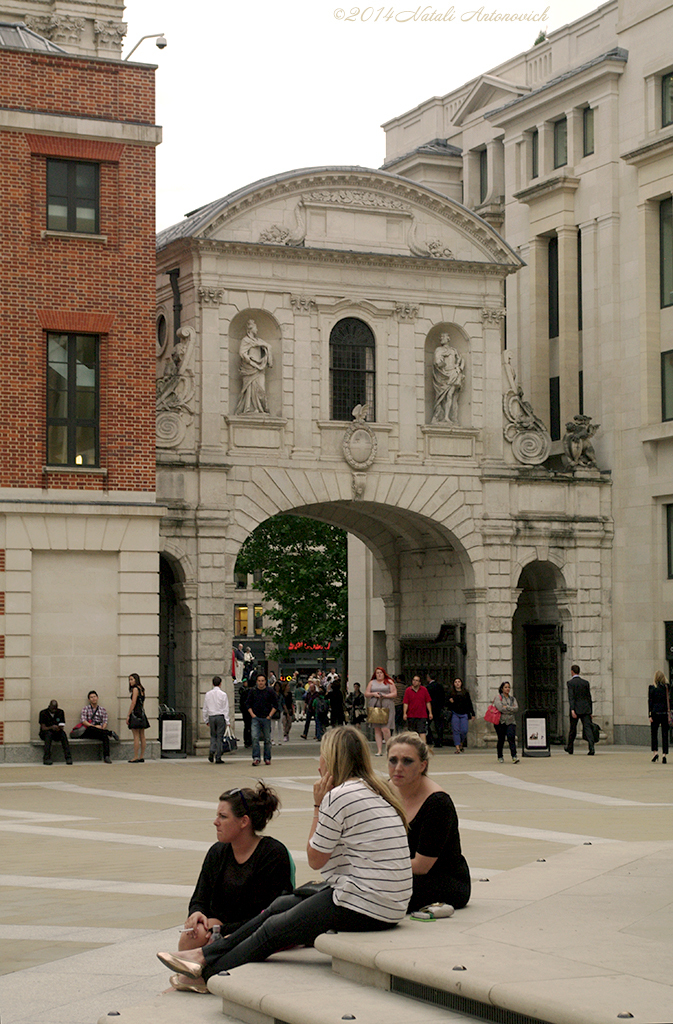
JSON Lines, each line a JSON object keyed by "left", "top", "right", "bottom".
{"left": 400, "top": 622, "right": 466, "bottom": 689}
{"left": 523, "top": 624, "right": 564, "bottom": 741}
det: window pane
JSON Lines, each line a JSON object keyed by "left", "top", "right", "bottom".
{"left": 75, "top": 163, "right": 97, "bottom": 196}
{"left": 75, "top": 426, "right": 96, "bottom": 465}
{"left": 554, "top": 118, "right": 567, "bottom": 168}
{"left": 663, "top": 73, "right": 673, "bottom": 127}
{"left": 47, "top": 425, "right": 68, "bottom": 464}
{"left": 479, "top": 149, "right": 487, "bottom": 203}
{"left": 330, "top": 318, "right": 376, "bottom": 421}
{"left": 234, "top": 605, "right": 248, "bottom": 635}
{"left": 47, "top": 160, "right": 68, "bottom": 195}
{"left": 531, "top": 129, "right": 539, "bottom": 178}
{"left": 47, "top": 201, "right": 69, "bottom": 231}
{"left": 548, "top": 236, "right": 559, "bottom": 338}
{"left": 668, "top": 506, "right": 673, "bottom": 577}
{"left": 661, "top": 198, "right": 673, "bottom": 309}
{"left": 254, "top": 605, "right": 263, "bottom": 635}
{"left": 662, "top": 350, "right": 673, "bottom": 421}
{"left": 75, "top": 202, "right": 97, "bottom": 233}
{"left": 583, "top": 108, "right": 594, "bottom": 156}
{"left": 47, "top": 335, "right": 69, "bottom": 416}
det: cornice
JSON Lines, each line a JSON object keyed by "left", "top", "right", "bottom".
{"left": 513, "top": 174, "right": 580, "bottom": 205}
{"left": 622, "top": 132, "right": 673, "bottom": 166}
{"left": 188, "top": 238, "right": 515, "bottom": 277}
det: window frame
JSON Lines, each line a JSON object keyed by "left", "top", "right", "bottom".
{"left": 663, "top": 72, "right": 673, "bottom": 128}
{"left": 234, "top": 604, "right": 249, "bottom": 636}
{"left": 582, "top": 107, "right": 594, "bottom": 157}
{"left": 530, "top": 128, "right": 539, "bottom": 179}
{"left": 553, "top": 117, "right": 568, "bottom": 169}
{"left": 329, "top": 317, "right": 376, "bottom": 422}
{"left": 661, "top": 349, "right": 673, "bottom": 422}
{"left": 46, "top": 332, "right": 100, "bottom": 467}
{"left": 661, "top": 197, "right": 673, "bottom": 309}
{"left": 478, "top": 148, "right": 488, "bottom": 203}
{"left": 46, "top": 158, "right": 100, "bottom": 234}
{"left": 667, "top": 504, "right": 673, "bottom": 578}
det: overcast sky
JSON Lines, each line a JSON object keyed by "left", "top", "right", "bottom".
{"left": 123, "top": 0, "right": 601, "bottom": 231}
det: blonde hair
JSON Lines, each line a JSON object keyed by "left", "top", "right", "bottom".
{"left": 386, "top": 731, "right": 432, "bottom": 775}
{"left": 320, "top": 726, "right": 407, "bottom": 827}
{"left": 654, "top": 670, "right": 668, "bottom": 688}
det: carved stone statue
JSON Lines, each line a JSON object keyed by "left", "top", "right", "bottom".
{"left": 502, "top": 355, "right": 551, "bottom": 465}
{"left": 431, "top": 334, "right": 465, "bottom": 424}
{"left": 235, "top": 319, "right": 273, "bottom": 415}
{"left": 562, "top": 414, "right": 600, "bottom": 470}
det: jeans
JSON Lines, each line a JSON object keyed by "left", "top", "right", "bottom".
{"left": 251, "top": 717, "right": 272, "bottom": 762}
{"left": 566, "top": 713, "right": 594, "bottom": 754}
{"left": 208, "top": 715, "right": 226, "bottom": 760}
{"left": 494, "top": 722, "right": 517, "bottom": 759}
{"left": 82, "top": 726, "right": 110, "bottom": 758}
{"left": 451, "top": 713, "right": 469, "bottom": 747}
{"left": 650, "top": 713, "right": 670, "bottom": 755}
{"left": 201, "top": 887, "right": 396, "bottom": 981}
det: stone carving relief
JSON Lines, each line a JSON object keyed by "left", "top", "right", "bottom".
{"left": 26, "top": 14, "right": 85, "bottom": 43}
{"left": 482, "top": 307, "right": 506, "bottom": 325}
{"left": 258, "top": 204, "right": 306, "bottom": 246}
{"left": 352, "top": 472, "right": 366, "bottom": 499}
{"left": 431, "top": 334, "right": 465, "bottom": 424}
{"left": 409, "top": 222, "right": 455, "bottom": 259}
{"left": 394, "top": 303, "right": 419, "bottom": 322}
{"left": 342, "top": 405, "right": 377, "bottom": 470}
{"left": 198, "top": 287, "right": 224, "bottom": 307}
{"left": 304, "top": 190, "right": 410, "bottom": 212}
{"left": 94, "top": 20, "right": 127, "bottom": 47}
{"left": 290, "top": 295, "right": 316, "bottom": 312}
{"left": 156, "top": 326, "right": 196, "bottom": 449}
{"left": 502, "top": 356, "right": 551, "bottom": 465}
{"left": 234, "top": 318, "right": 273, "bottom": 415}
{"left": 562, "top": 415, "right": 600, "bottom": 470}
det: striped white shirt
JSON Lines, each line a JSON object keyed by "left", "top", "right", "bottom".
{"left": 309, "top": 778, "right": 412, "bottom": 922}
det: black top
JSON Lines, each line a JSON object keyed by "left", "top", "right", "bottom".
{"left": 648, "top": 683, "right": 670, "bottom": 716}
{"left": 408, "top": 791, "right": 471, "bottom": 892}
{"left": 189, "top": 835, "right": 292, "bottom": 930}
{"left": 38, "top": 707, "right": 66, "bottom": 732}
{"left": 567, "top": 675, "right": 593, "bottom": 716}
{"left": 426, "top": 680, "right": 445, "bottom": 711}
{"left": 247, "top": 686, "right": 279, "bottom": 718}
{"left": 447, "top": 691, "right": 474, "bottom": 717}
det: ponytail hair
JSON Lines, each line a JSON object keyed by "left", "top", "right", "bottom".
{"left": 220, "top": 781, "right": 280, "bottom": 833}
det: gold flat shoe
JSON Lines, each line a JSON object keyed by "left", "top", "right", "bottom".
{"left": 169, "top": 974, "right": 208, "bottom": 993}
{"left": 157, "top": 951, "right": 203, "bottom": 978}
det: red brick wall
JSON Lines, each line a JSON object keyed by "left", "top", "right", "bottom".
{"left": 0, "top": 50, "right": 157, "bottom": 492}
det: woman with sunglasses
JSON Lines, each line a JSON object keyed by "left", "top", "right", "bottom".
{"left": 158, "top": 726, "right": 411, "bottom": 988}
{"left": 175, "top": 782, "right": 292, "bottom": 984}
{"left": 387, "top": 731, "right": 471, "bottom": 913}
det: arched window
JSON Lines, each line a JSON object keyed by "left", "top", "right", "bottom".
{"left": 329, "top": 317, "right": 376, "bottom": 421}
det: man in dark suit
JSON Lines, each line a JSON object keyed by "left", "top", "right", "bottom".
{"left": 565, "top": 664, "right": 595, "bottom": 755}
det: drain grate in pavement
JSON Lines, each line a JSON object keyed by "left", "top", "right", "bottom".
{"left": 391, "top": 976, "right": 555, "bottom": 1024}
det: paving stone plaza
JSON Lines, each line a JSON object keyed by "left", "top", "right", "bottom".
{"left": 0, "top": 740, "right": 671, "bottom": 1024}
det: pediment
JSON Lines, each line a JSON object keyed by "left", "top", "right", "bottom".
{"left": 452, "top": 75, "right": 529, "bottom": 126}
{"left": 158, "top": 168, "right": 521, "bottom": 269}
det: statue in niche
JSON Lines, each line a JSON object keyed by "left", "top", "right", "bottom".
{"left": 235, "top": 318, "right": 273, "bottom": 415}
{"left": 562, "top": 414, "right": 600, "bottom": 470}
{"left": 431, "top": 333, "right": 465, "bottom": 424}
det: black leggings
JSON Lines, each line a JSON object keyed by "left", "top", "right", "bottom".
{"left": 494, "top": 722, "right": 517, "bottom": 758}
{"left": 650, "top": 713, "right": 669, "bottom": 755}
{"left": 201, "top": 886, "right": 396, "bottom": 981}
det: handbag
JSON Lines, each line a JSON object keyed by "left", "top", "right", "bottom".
{"left": 367, "top": 698, "right": 389, "bottom": 725}
{"left": 591, "top": 721, "right": 600, "bottom": 743}
{"left": 222, "top": 724, "right": 238, "bottom": 753}
{"left": 128, "top": 709, "right": 150, "bottom": 730}
{"left": 69, "top": 722, "right": 87, "bottom": 738}
{"left": 484, "top": 704, "right": 501, "bottom": 725}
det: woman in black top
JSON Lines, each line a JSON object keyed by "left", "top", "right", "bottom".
{"left": 126, "top": 673, "right": 148, "bottom": 763}
{"left": 648, "top": 670, "right": 670, "bottom": 763}
{"left": 387, "top": 731, "right": 470, "bottom": 913}
{"left": 447, "top": 678, "right": 475, "bottom": 754}
{"left": 178, "top": 783, "right": 292, "bottom": 966}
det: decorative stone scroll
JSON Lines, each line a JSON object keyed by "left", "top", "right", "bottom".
{"left": 482, "top": 308, "right": 506, "bottom": 325}
{"left": 26, "top": 14, "right": 85, "bottom": 43}
{"left": 290, "top": 295, "right": 316, "bottom": 312}
{"left": 342, "top": 405, "right": 377, "bottom": 470}
{"left": 562, "top": 415, "right": 600, "bottom": 470}
{"left": 502, "top": 356, "right": 551, "bottom": 465}
{"left": 198, "top": 287, "right": 224, "bottom": 307}
{"left": 408, "top": 221, "right": 455, "bottom": 259}
{"left": 304, "top": 190, "right": 409, "bottom": 212}
{"left": 352, "top": 472, "right": 366, "bottom": 499}
{"left": 156, "top": 327, "right": 196, "bottom": 449}
{"left": 258, "top": 204, "right": 306, "bottom": 246}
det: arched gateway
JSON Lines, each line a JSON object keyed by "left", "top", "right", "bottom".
{"left": 156, "top": 167, "right": 612, "bottom": 751}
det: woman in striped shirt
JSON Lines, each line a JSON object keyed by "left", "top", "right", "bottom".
{"left": 157, "top": 726, "right": 412, "bottom": 989}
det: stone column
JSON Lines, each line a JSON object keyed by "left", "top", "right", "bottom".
{"left": 528, "top": 236, "right": 551, "bottom": 423}
{"left": 198, "top": 281, "right": 226, "bottom": 462}
{"left": 382, "top": 592, "right": 401, "bottom": 674}
{"left": 394, "top": 304, "right": 420, "bottom": 462}
{"left": 557, "top": 224, "right": 580, "bottom": 424}
{"left": 290, "top": 296, "right": 316, "bottom": 457}
{"left": 637, "top": 200, "right": 661, "bottom": 424}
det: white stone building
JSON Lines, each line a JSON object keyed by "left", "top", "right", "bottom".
{"left": 382, "top": 0, "right": 673, "bottom": 742}
{"left": 155, "top": 166, "right": 611, "bottom": 750}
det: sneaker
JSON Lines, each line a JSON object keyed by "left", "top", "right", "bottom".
{"left": 422, "top": 903, "right": 455, "bottom": 919}
{"left": 252, "top": 759, "right": 261, "bottom": 766}
{"left": 512, "top": 757, "right": 520, "bottom": 764}
{"left": 104, "top": 756, "right": 112, "bottom": 764}
{"left": 109, "top": 731, "right": 120, "bottom": 742}
{"left": 264, "top": 759, "right": 271, "bottom": 765}
{"left": 497, "top": 757, "right": 504, "bottom": 763}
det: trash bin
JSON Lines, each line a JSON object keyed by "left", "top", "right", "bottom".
{"left": 522, "top": 708, "right": 551, "bottom": 757}
{"left": 159, "top": 711, "right": 187, "bottom": 759}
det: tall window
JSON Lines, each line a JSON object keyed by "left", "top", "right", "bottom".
{"left": 548, "top": 236, "right": 559, "bottom": 339}
{"left": 531, "top": 129, "right": 539, "bottom": 179}
{"left": 663, "top": 73, "right": 673, "bottom": 127}
{"left": 234, "top": 605, "right": 248, "bottom": 635}
{"left": 661, "top": 197, "right": 673, "bottom": 308}
{"left": 47, "top": 160, "right": 99, "bottom": 233}
{"left": 479, "top": 148, "right": 488, "bottom": 203}
{"left": 47, "top": 333, "right": 99, "bottom": 466}
{"left": 583, "top": 107, "right": 594, "bottom": 156}
{"left": 661, "top": 350, "right": 673, "bottom": 422}
{"left": 553, "top": 117, "right": 567, "bottom": 168}
{"left": 549, "top": 376, "right": 561, "bottom": 441}
{"left": 667, "top": 505, "right": 673, "bottom": 577}
{"left": 254, "top": 605, "right": 264, "bottom": 636}
{"left": 330, "top": 318, "right": 376, "bottom": 421}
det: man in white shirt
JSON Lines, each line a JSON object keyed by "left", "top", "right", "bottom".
{"left": 202, "top": 676, "right": 230, "bottom": 764}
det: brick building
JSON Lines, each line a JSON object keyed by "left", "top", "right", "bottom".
{"left": 0, "top": 21, "right": 162, "bottom": 759}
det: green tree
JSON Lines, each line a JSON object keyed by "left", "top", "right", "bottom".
{"left": 235, "top": 514, "right": 348, "bottom": 659}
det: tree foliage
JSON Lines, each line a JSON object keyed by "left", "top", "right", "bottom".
{"left": 235, "top": 514, "right": 348, "bottom": 658}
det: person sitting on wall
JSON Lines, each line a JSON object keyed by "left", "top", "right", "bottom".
{"left": 80, "top": 690, "right": 117, "bottom": 763}
{"left": 39, "top": 700, "right": 72, "bottom": 765}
